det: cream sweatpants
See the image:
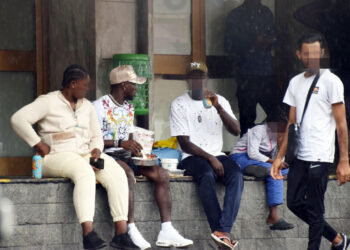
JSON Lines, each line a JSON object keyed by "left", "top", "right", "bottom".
{"left": 42, "top": 152, "right": 128, "bottom": 223}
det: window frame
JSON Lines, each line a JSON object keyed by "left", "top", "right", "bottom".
{"left": 153, "top": 0, "right": 206, "bottom": 75}
{"left": 0, "top": 0, "right": 49, "bottom": 176}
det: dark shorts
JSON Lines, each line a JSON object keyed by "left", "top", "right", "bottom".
{"left": 107, "top": 154, "right": 139, "bottom": 172}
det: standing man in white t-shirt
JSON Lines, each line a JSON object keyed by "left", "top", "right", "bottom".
{"left": 271, "top": 33, "right": 350, "bottom": 250}
{"left": 170, "top": 62, "right": 243, "bottom": 250}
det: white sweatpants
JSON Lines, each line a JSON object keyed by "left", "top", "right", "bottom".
{"left": 42, "top": 152, "right": 128, "bottom": 223}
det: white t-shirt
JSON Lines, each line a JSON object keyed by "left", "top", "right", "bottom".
{"left": 231, "top": 123, "right": 277, "bottom": 162}
{"left": 283, "top": 69, "right": 344, "bottom": 162}
{"left": 93, "top": 94, "right": 135, "bottom": 153}
{"left": 170, "top": 93, "right": 237, "bottom": 160}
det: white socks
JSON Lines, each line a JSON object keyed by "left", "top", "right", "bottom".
{"left": 161, "top": 221, "right": 173, "bottom": 232}
{"left": 127, "top": 223, "right": 136, "bottom": 232}
{"left": 127, "top": 223, "right": 151, "bottom": 249}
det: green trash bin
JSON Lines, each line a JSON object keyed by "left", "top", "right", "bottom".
{"left": 111, "top": 54, "right": 152, "bottom": 115}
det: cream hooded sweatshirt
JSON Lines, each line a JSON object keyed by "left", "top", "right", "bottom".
{"left": 11, "top": 91, "right": 103, "bottom": 155}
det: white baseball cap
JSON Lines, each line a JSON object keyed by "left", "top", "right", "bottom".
{"left": 109, "top": 65, "right": 147, "bottom": 85}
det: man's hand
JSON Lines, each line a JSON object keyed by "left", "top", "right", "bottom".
{"left": 121, "top": 140, "right": 143, "bottom": 156}
{"left": 90, "top": 148, "right": 102, "bottom": 171}
{"left": 336, "top": 160, "right": 350, "bottom": 186}
{"left": 282, "top": 162, "right": 290, "bottom": 169}
{"left": 34, "top": 141, "right": 50, "bottom": 157}
{"left": 332, "top": 102, "right": 350, "bottom": 185}
{"left": 91, "top": 148, "right": 101, "bottom": 159}
{"left": 271, "top": 157, "right": 284, "bottom": 180}
{"left": 208, "top": 156, "right": 224, "bottom": 177}
{"left": 204, "top": 92, "right": 219, "bottom": 108}
{"left": 256, "top": 35, "right": 275, "bottom": 49}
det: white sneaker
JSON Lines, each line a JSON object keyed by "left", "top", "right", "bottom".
{"left": 156, "top": 228, "right": 193, "bottom": 248}
{"left": 128, "top": 225, "right": 151, "bottom": 250}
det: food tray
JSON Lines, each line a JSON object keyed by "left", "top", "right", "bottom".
{"left": 132, "top": 157, "right": 158, "bottom": 166}
{"left": 168, "top": 169, "right": 185, "bottom": 175}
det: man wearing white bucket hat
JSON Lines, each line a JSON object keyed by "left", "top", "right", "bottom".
{"left": 93, "top": 65, "right": 193, "bottom": 249}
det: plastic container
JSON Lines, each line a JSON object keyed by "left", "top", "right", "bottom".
{"left": 161, "top": 158, "right": 179, "bottom": 171}
{"left": 112, "top": 54, "right": 152, "bottom": 115}
{"left": 152, "top": 147, "right": 182, "bottom": 165}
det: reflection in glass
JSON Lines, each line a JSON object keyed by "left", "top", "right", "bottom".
{"left": 153, "top": 0, "right": 192, "bottom": 55}
{"left": 0, "top": 0, "right": 36, "bottom": 51}
{"left": 0, "top": 72, "right": 36, "bottom": 157}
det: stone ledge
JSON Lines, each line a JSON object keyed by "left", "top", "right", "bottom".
{"left": 0, "top": 177, "right": 348, "bottom": 249}
{"left": 0, "top": 173, "right": 338, "bottom": 184}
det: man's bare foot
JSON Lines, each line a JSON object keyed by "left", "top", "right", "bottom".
{"left": 266, "top": 215, "right": 280, "bottom": 225}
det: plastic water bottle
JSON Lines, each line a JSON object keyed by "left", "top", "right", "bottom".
{"left": 32, "top": 155, "right": 42, "bottom": 179}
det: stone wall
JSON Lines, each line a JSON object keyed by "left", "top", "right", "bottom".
{"left": 48, "top": 0, "right": 96, "bottom": 100}
{"left": 95, "top": 0, "right": 138, "bottom": 99}
{"left": 0, "top": 177, "right": 350, "bottom": 250}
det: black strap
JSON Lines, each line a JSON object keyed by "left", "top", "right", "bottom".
{"left": 300, "top": 72, "right": 320, "bottom": 125}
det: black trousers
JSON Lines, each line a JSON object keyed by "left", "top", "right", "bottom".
{"left": 287, "top": 159, "right": 338, "bottom": 250}
{"left": 237, "top": 74, "right": 278, "bottom": 136}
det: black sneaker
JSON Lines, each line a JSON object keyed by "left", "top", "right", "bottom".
{"left": 110, "top": 233, "right": 139, "bottom": 249}
{"left": 83, "top": 230, "right": 107, "bottom": 250}
{"left": 331, "top": 233, "right": 350, "bottom": 250}
{"left": 243, "top": 165, "right": 270, "bottom": 179}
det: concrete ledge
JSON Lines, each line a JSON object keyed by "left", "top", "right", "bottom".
{"left": 0, "top": 176, "right": 349, "bottom": 250}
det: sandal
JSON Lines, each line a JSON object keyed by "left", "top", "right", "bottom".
{"left": 269, "top": 218, "right": 294, "bottom": 230}
{"left": 210, "top": 232, "right": 238, "bottom": 250}
{"left": 231, "top": 240, "right": 238, "bottom": 248}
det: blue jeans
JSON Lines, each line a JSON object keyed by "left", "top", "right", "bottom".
{"left": 231, "top": 153, "right": 288, "bottom": 207}
{"left": 179, "top": 155, "right": 244, "bottom": 233}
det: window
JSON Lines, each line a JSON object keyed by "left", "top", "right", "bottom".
{"left": 153, "top": 0, "right": 205, "bottom": 75}
{"left": 0, "top": 0, "right": 48, "bottom": 176}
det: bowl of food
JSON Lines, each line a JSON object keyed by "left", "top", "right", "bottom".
{"left": 132, "top": 154, "right": 158, "bottom": 166}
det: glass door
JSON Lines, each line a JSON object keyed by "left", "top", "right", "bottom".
{"left": 0, "top": 0, "right": 47, "bottom": 176}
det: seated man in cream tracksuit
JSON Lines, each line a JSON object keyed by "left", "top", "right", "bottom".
{"left": 11, "top": 64, "right": 138, "bottom": 250}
